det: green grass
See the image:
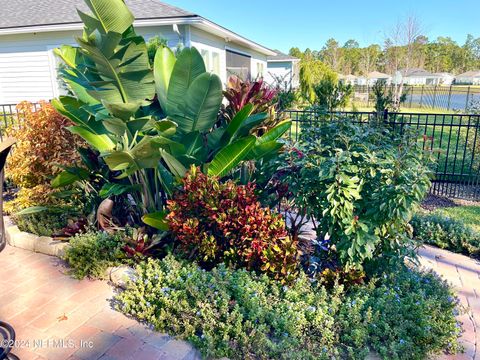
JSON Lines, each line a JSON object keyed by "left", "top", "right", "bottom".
{"left": 349, "top": 103, "right": 457, "bottom": 114}
{"left": 432, "top": 206, "right": 480, "bottom": 232}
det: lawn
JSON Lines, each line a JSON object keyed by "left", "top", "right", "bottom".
{"left": 434, "top": 205, "right": 480, "bottom": 232}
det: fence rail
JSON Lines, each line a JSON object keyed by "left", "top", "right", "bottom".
{"left": 0, "top": 103, "right": 42, "bottom": 141}
{"left": 284, "top": 110, "right": 480, "bottom": 200}
{"left": 353, "top": 85, "right": 480, "bottom": 113}
{"left": 2, "top": 103, "right": 480, "bottom": 200}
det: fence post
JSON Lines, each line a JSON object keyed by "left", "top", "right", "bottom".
{"left": 383, "top": 109, "right": 389, "bottom": 124}
{"left": 447, "top": 85, "right": 452, "bottom": 110}
{"left": 419, "top": 85, "right": 424, "bottom": 109}
{"left": 466, "top": 86, "right": 471, "bottom": 112}
{"left": 432, "top": 85, "right": 437, "bottom": 109}
{"left": 409, "top": 85, "right": 413, "bottom": 108}
{"left": 366, "top": 85, "right": 370, "bottom": 107}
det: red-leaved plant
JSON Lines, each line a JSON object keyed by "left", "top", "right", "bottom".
{"left": 166, "top": 167, "right": 301, "bottom": 282}
{"left": 223, "top": 75, "right": 278, "bottom": 120}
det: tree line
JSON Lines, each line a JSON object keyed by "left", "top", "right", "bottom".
{"left": 289, "top": 34, "right": 480, "bottom": 76}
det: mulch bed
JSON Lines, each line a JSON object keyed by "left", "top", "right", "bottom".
{"left": 421, "top": 194, "right": 480, "bottom": 211}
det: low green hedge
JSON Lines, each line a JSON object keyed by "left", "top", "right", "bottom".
{"left": 115, "top": 256, "right": 462, "bottom": 360}
{"left": 13, "top": 210, "right": 71, "bottom": 237}
{"left": 63, "top": 231, "right": 127, "bottom": 279}
{"left": 411, "top": 212, "right": 480, "bottom": 258}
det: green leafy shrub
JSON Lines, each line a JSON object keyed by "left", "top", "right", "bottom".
{"left": 167, "top": 167, "right": 301, "bottom": 282}
{"left": 275, "top": 121, "right": 432, "bottom": 270}
{"left": 313, "top": 76, "right": 353, "bottom": 112}
{"left": 411, "top": 212, "right": 480, "bottom": 257}
{"left": 63, "top": 231, "right": 126, "bottom": 279}
{"left": 344, "top": 265, "right": 462, "bottom": 359}
{"left": 115, "top": 256, "right": 461, "bottom": 360}
{"left": 12, "top": 208, "right": 76, "bottom": 237}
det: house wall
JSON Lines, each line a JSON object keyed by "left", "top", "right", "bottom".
{"left": 0, "top": 25, "right": 185, "bottom": 104}
{"left": 190, "top": 27, "right": 268, "bottom": 85}
{"left": 189, "top": 27, "right": 227, "bottom": 84}
{"left": 456, "top": 76, "right": 480, "bottom": 85}
{"left": 439, "top": 75, "right": 454, "bottom": 85}
{"left": 0, "top": 30, "right": 77, "bottom": 104}
{"left": 265, "top": 61, "right": 300, "bottom": 89}
{"left": 0, "top": 24, "right": 269, "bottom": 104}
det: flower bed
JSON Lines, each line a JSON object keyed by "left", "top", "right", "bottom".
{"left": 2, "top": 0, "right": 466, "bottom": 358}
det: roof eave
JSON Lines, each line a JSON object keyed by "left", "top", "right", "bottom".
{"left": 193, "top": 19, "right": 276, "bottom": 56}
{"left": 267, "top": 58, "right": 300, "bottom": 63}
{"left": 0, "top": 16, "right": 201, "bottom": 35}
{"left": 0, "top": 15, "right": 275, "bottom": 56}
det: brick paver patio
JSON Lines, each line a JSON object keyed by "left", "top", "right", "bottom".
{"left": 418, "top": 246, "right": 480, "bottom": 360}
{"left": 0, "top": 245, "right": 200, "bottom": 360}
{"left": 0, "top": 244, "right": 478, "bottom": 359}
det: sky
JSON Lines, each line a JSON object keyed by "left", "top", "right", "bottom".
{"left": 168, "top": 0, "right": 480, "bottom": 53}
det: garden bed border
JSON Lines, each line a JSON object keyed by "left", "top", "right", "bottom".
{"left": 4, "top": 216, "right": 134, "bottom": 288}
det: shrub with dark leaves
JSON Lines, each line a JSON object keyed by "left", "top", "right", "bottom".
{"left": 166, "top": 167, "right": 301, "bottom": 282}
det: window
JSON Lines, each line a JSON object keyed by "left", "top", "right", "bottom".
{"left": 212, "top": 52, "right": 221, "bottom": 77}
{"left": 226, "top": 50, "right": 251, "bottom": 81}
{"left": 256, "top": 62, "right": 265, "bottom": 78}
{"left": 201, "top": 49, "right": 210, "bottom": 72}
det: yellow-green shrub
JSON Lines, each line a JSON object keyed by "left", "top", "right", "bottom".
{"left": 5, "top": 101, "right": 83, "bottom": 212}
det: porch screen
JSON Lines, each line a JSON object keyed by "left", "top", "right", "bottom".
{"left": 226, "top": 50, "right": 251, "bottom": 80}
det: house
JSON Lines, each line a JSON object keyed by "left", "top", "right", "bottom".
{"left": 433, "top": 72, "right": 455, "bottom": 85}
{"left": 338, "top": 74, "right": 357, "bottom": 86}
{"left": 0, "top": 0, "right": 275, "bottom": 104}
{"left": 455, "top": 71, "right": 480, "bottom": 85}
{"left": 367, "top": 71, "right": 392, "bottom": 85}
{"left": 355, "top": 71, "right": 391, "bottom": 86}
{"left": 265, "top": 50, "right": 300, "bottom": 89}
{"left": 393, "top": 68, "right": 442, "bottom": 86}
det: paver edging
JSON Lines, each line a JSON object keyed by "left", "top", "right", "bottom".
{"left": 4, "top": 215, "right": 71, "bottom": 257}
{"left": 4, "top": 216, "right": 136, "bottom": 288}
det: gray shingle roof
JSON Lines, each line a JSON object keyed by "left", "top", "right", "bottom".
{"left": 399, "top": 68, "right": 434, "bottom": 77}
{"left": 456, "top": 70, "right": 480, "bottom": 78}
{"left": 0, "top": 0, "right": 196, "bottom": 29}
{"left": 267, "top": 50, "right": 299, "bottom": 62}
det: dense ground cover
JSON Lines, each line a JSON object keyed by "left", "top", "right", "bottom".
{"left": 115, "top": 256, "right": 461, "bottom": 360}
{"left": 412, "top": 199, "right": 480, "bottom": 258}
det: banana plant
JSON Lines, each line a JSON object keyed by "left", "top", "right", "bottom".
{"left": 52, "top": 0, "right": 291, "bottom": 228}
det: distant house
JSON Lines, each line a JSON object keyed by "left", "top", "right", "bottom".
{"left": 433, "top": 72, "right": 455, "bottom": 85}
{"left": 356, "top": 71, "right": 391, "bottom": 86}
{"left": 265, "top": 50, "right": 300, "bottom": 89}
{"left": 367, "top": 71, "right": 392, "bottom": 85}
{"left": 338, "top": 74, "right": 357, "bottom": 86}
{"left": 393, "top": 68, "right": 442, "bottom": 86}
{"left": 0, "top": 0, "right": 275, "bottom": 104}
{"left": 455, "top": 71, "right": 480, "bottom": 85}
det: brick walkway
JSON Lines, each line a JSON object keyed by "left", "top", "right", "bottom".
{"left": 418, "top": 246, "right": 480, "bottom": 360}
{"left": 0, "top": 245, "right": 200, "bottom": 360}
{"left": 0, "top": 244, "right": 478, "bottom": 360}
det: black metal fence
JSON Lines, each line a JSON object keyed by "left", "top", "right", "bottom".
{"left": 0, "top": 103, "right": 42, "bottom": 141}
{"left": 284, "top": 110, "right": 480, "bottom": 200}
{"left": 2, "top": 103, "right": 480, "bottom": 200}
{"left": 353, "top": 85, "right": 480, "bottom": 113}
